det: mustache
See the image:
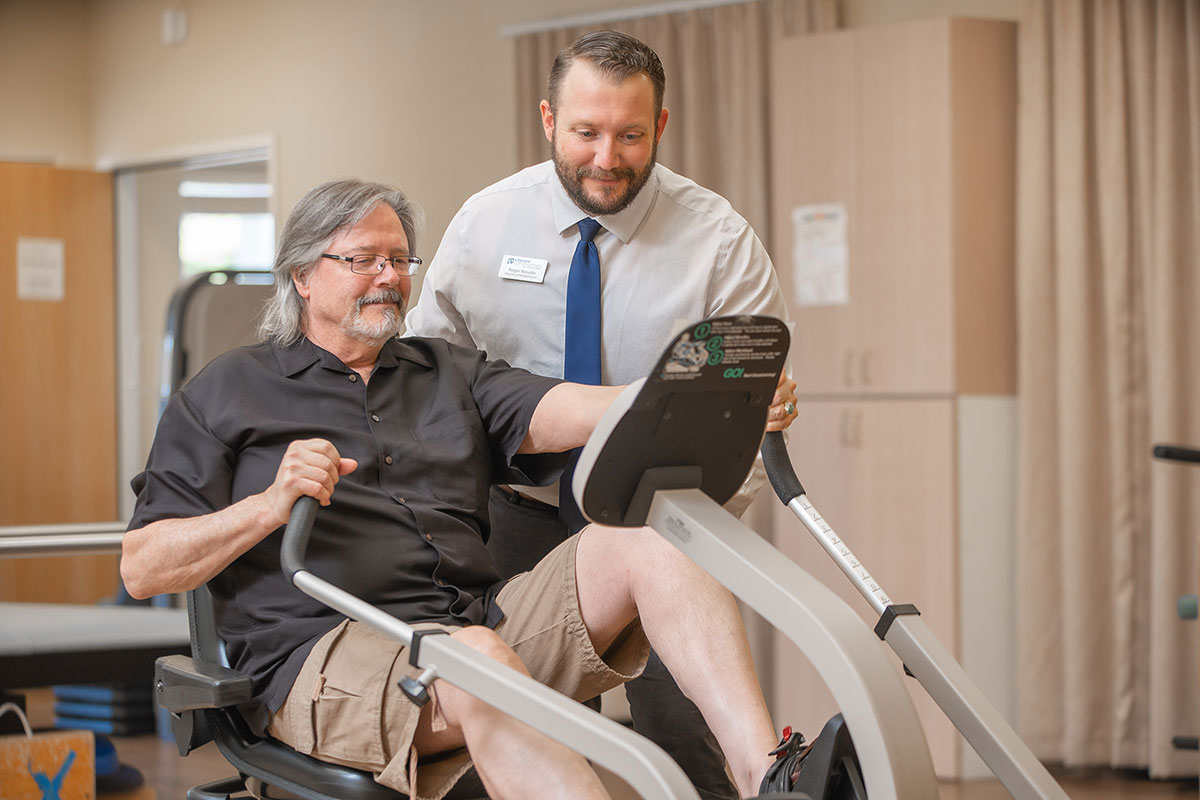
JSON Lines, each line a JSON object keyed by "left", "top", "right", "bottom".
{"left": 576, "top": 166, "right": 636, "bottom": 181}
{"left": 356, "top": 289, "right": 405, "bottom": 311}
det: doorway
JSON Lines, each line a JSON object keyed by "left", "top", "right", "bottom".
{"left": 114, "top": 149, "right": 274, "bottom": 519}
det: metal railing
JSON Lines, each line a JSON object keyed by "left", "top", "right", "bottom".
{"left": 0, "top": 521, "right": 127, "bottom": 558}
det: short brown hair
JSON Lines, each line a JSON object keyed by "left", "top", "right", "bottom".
{"left": 546, "top": 30, "right": 666, "bottom": 118}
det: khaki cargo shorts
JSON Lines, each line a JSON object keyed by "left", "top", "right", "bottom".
{"left": 267, "top": 531, "right": 650, "bottom": 800}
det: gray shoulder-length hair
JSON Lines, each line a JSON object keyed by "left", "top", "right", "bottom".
{"left": 258, "top": 179, "right": 424, "bottom": 345}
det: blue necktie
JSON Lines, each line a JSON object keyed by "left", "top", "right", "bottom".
{"left": 560, "top": 218, "right": 602, "bottom": 530}
{"left": 564, "top": 218, "right": 602, "bottom": 385}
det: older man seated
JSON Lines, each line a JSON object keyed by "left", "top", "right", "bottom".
{"left": 122, "top": 179, "right": 794, "bottom": 800}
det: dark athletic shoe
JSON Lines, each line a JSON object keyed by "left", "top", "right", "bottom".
{"left": 758, "top": 726, "right": 814, "bottom": 792}
{"left": 758, "top": 715, "right": 867, "bottom": 800}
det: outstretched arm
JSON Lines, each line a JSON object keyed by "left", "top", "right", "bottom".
{"left": 521, "top": 369, "right": 795, "bottom": 455}
{"left": 120, "top": 439, "right": 357, "bottom": 599}
{"left": 518, "top": 383, "right": 625, "bottom": 454}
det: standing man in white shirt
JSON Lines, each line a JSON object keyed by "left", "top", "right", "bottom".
{"left": 406, "top": 30, "right": 795, "bottom": 800}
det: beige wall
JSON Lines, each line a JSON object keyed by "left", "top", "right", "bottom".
{"left": 0, "top": 0, "right": 93, "bottom": 166}
{"left": 85, "top": 0, "right": 657, "bottom": 243}
{"left": 1, "top": 0, "right": 1017, "bottom": 251}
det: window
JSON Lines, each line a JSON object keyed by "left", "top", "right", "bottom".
{"left": 179, "top": 211, "right": 274, "bottom": 275}
{"left": 177, "top": 173, "right": 275, "bottom": 276}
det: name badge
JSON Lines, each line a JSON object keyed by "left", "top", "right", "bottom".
{"left": 498, "top": 255, "right": 548, "bottom": 283}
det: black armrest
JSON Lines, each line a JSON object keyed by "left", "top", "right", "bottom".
{"left": 155, "top": 654, "right": 252, "bottom": 713}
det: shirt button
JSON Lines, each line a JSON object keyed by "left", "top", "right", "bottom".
{"left": 385, "top": 455, "right": 393, "bottom": 464}
{"left": 425, "top": 533, "right": 433, "bottom": 541}
{"left": 348, "top": 374, "right": 358, "bottom": 383}
{"left": 372, "top": 414, "right": 380, "bottom": 422}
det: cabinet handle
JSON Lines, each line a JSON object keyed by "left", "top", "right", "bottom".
{"left": 838, "top": 408, "right": 863, "bottom": 448}
{"left": 843, "top": 348, "right": 856, "bottom": 388}
{"left": 860, "top": 348, "right": 873, "bottom": 387}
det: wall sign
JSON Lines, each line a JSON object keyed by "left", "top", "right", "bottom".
{"left": 17, "top": 237, "right": 65, "bottom": 302}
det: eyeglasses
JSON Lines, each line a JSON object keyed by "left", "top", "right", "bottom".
{"left": 321, "top": 253, "right": 422, "bottom": 277}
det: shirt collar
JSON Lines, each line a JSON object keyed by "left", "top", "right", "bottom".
{"left": 273, "top": 335, "right": 434, "bottom": 377}
{"left": 380, "top": 337, "right": 434, "bottom": 369}
{"left": 550, "top": 162, "right": 661, "bottom": 245}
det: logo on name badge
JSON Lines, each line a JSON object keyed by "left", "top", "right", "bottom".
{"left": 498, "top": 255, "right": 548, "bottom": 283}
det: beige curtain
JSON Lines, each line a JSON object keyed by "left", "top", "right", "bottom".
{"left": 512, "top": 0, "right": 841, "bottom": 238}
{"left": 1016, "top": 0, "right": 1200, "bottom": 777}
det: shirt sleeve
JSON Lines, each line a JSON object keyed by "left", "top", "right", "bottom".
{"left": 706, "top": 222, "right": 793, "bottom": 517}
{"left": 405, "top": 206, "right": 477, "bottom": 348}
{"left": 447, "top": 344, "right": 566, "bottom": 487}
{"left": 127, "top": 388, "right": 234, "bottom": 531}
{"left": 707, "top": 221, "right": 792, "bottom": 326}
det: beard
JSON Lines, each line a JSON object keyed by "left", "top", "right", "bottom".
{"left": 343, "top": 289, "right": 406, "bottom": 344}
{"left": 552, "top": 131, "right": 657, "bottom": 217}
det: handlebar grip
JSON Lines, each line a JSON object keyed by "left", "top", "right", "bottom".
{"left": 280, "top": 495, "right": 319, "bottom": 583}
{"left": 1153, "top": 444, "right": 1200, "bottom": 464}
{"left": 762, "top": 431, "right": 805, "bottom": 504}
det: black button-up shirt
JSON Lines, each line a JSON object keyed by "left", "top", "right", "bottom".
{"left": 128, "top": 336, "right": 563, "bottom": 731}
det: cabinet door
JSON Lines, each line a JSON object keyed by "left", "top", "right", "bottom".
{"left": 772, "top": 398, "right": 961, "bottom": 776}
{"left": 851, "top": 22, "right": 955, "bottom": 394}
{"left": 0, "top": 163, "right": 118, "bottom": 604}
{"left": 770, "top": 30, "right": 858, "bottom": 394}
{"left": 771, "top": 22, "right": 958, "bottom": 395}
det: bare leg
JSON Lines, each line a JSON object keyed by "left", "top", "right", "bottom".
{"left": 575, "top": 524, "right": 778, "bottom": 798}
{"left": 414, "top": 626, "right": 610, "bottom": 800}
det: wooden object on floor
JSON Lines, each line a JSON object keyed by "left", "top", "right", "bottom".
{"left": 0, "top": 727, "right": 95, "bottom": 800}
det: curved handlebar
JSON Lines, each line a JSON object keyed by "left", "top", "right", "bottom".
{"left": 761, "top": 431, "right": 805, "bottom": 504}
{"left": 281, "top": 435, "right": 801, "bottom": 580}
{"left": 280, "top": 495, "right": 319, "bottom": 582}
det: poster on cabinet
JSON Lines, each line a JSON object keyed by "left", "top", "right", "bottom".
{"left": 790, "top": 204, "right": 848, "bottom": 308}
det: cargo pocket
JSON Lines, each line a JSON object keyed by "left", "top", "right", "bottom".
{"left": 307, "top": 621, "right": 403, "bottom": 769}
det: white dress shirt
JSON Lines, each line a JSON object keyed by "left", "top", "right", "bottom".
{"left": 407, "top": 160, "right": 791, "bottom": 511}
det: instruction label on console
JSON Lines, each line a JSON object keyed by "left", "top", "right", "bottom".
{"left": 659, "top": 316, "right": 788, "bottom": 385}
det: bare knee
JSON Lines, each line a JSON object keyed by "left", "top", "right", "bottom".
{"left": 583, "top": 524, "right": 683, "bottom": 576}
{"left": 421, "top": 627, "right": 529, "bottom": 740}
{"left": 450, "top": 626, "right": 530, "bottom": 676}
{"left": 576, "top": 524, "right": 697, "bottom": 628}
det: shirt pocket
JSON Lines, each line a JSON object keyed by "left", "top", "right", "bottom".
{"left": 412, "top": 409, "right": 490, "bottom": 511}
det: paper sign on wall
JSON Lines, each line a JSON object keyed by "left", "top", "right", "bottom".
{"left": 790, "top": 204, "right": 848, "bottom": 308}
{"left": 17, "top": 237, "right": 65, "bottom": 302}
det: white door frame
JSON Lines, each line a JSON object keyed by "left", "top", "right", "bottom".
{"left": 109, "top": 137, "right": 275, "bottom": 520}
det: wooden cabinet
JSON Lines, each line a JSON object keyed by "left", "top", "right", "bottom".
{"left": 772, "top": 398, "right": 959, "bottom": 772}
{"left": 770, "top": 396, "right": 1019, "bottom": 779}
{"left": 771, "top": 18, "right": 1016, "bottom": 396}
{"left": 768, "top": 18, "right": 1017, "bottom": 779}
{"left": 0, "top": 163, "right": 119, "bottom": 604}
